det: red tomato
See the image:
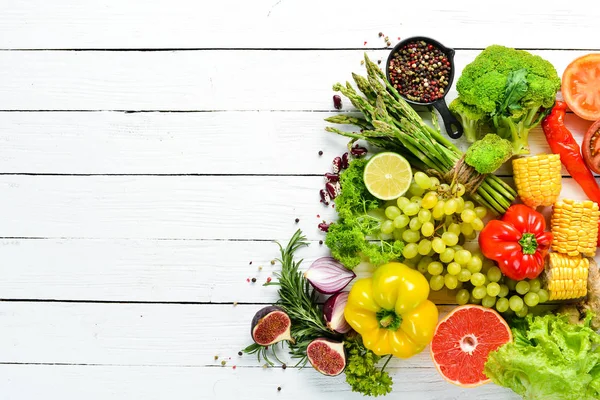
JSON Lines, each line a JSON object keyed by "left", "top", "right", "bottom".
{"left": 583, "top": 119, "right": 600, "bottom": 174}
{"left": 562, "top": 54, "right": 600, "bottom": 121}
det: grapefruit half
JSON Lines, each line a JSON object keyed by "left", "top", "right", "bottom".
{"left": 430, "top": 305, "right": 512, "bottom": 387}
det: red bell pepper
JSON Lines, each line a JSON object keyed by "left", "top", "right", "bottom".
{"left": 478, "top": 204, "right": 552, "bottom": 281}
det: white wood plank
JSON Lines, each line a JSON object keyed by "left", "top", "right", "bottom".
{"left": 0, "top": 50, "right": 590, "bottom": 111}
{"left": 0, "top": 175, "right": 594, "bottom": 241}
{"left": 0, "top": 111, "right": 591, "bottom": 175}
{"left": 0, "top": 175, "right": 337, "bottom": 240}
{"left": 0, "top": 364, "right": 520, "bottom": 400}
{"left": 0, "top": 0, "right": 597, "bottom": 50}
{"left": 0, "top": 239, "right": 331, "bottom": 303}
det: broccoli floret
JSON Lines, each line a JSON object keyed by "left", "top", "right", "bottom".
{"left": 455, "top": 45, "right": 561, "bottom": 155}
{"left": 465, "top": 134, "right": 513, "bottom": 174}
{"left": 449, "top": 98, "right": 488, "bottom": 143}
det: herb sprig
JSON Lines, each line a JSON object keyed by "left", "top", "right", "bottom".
{"left": 345, "top": 336, "right": 393, "bottom": 397}
{"left": 267, "top": 230, "right": 339, "bottom": 363}
{"left": 244, "top": 230, "right": 339, "bottom": 365}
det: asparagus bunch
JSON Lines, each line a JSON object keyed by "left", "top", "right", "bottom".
{"left": 325, "top": 54, "right": 516, "bottom": 214}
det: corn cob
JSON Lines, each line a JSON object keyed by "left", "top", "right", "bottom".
{"left": 512, "top": 154, "right": 561, "bottom": 208}
{"left": 545, "top": 252, "right": 589, "bottom": 300}
{"left": 551, "top": 199, "right": 600, "bottom": 257}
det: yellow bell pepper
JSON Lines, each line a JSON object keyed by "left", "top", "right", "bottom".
{"left": 344, "top": 262, "right": 439, "bottom": 358}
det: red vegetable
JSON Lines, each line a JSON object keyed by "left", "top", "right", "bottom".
{"left": 478, "top": 204, "right": 552, "bottom": 281}
{"left": 542, "top": 101, "right": 600, "bottom": 246}
{"left": 583, "top": 119, "right": 600, "bottom": 174}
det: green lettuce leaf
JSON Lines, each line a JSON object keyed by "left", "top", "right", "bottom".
{"left": 484, "top": 313, "right": 600, "bottom": 400}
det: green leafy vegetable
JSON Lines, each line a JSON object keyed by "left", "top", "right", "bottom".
{"left": 345, "top": 336, "right": 393, "bottom": 397}
{"left": 325, "top": 158, "right": 404, "bottom": 269}
{"left": 484, "top": 313, "right": 600, "bottom": 400}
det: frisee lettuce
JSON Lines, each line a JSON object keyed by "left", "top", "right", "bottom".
{"left": 325, "top": 158, "right": 404, "bottom": 269}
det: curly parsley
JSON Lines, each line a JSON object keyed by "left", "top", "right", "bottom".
{"left": 344, "top": 336, "right": 393, "bottom": 397}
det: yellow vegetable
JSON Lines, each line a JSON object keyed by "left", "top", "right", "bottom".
{"left": 344, "top": 262, "right": 438, "bottom": 359}
{"left": 545, "top": 252, "right": 589, "bottom": 300}
{"left": 512, "top": 154, "right": 561, "bottom": 208}
{"left": 551, "top": 199, "right": 599, "bottom": 257}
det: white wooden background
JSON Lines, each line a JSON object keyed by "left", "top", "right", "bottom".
{"left": 1, "top": 1, "right": 599, "bottom": 399}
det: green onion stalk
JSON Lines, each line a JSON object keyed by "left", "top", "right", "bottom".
{"left": 325, "top": 54, "right": 516, "bottom": 214}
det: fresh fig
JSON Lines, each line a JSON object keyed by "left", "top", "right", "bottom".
{"left": 251, "top": 306, "right": 293, "bottom": 346}
{"left": 306, "top": 338, "right": 346, "bottom": 376}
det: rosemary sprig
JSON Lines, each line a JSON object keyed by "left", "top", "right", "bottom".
{"left": 244, "top": 230, "right": 340, "bottom": 365}
{"left": 268, "top": 230, "right": 339, "bottom": 360}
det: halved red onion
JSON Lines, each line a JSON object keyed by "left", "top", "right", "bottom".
{"left": 323, "top": 292, "right": 352, "bottom": 334}
{"left": 304, "top": 256, "right": 355, "bottom": 294}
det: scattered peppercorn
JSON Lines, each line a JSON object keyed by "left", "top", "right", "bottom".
{"left": 233, "top": 301, "right": 238, "bottom": 306}
{"left": 319, "top": 240, "right": 323, "bottom": 245}
{"left": 266, "top": 277, "right": 272, "bottom": 283}
{"left": 318, "top": 150, "right": 323, "bottom": 156}
{"left": 282, "top": 364, "right": 287, "bottom": 370}
{"left": 249, "top": 261, "right": 252, "bottom": 265}
{"left": 238, "top": 351, "right": 243, "bottom": 356}
{"left": 251, "top": 277, "right": 257, "bottom": 283}
{"left": 246, "top": 278, "right": 250, "bottom": 282}
{"left": 270, "top": 259, "right": 275, "bottom": 265}
{"left": 232, "top": 365, "right": 236, "bottom": 370}
{"left": 386, "top": 41, "right": 391, "bottom": 47}
{"left": 388, "top": 40, "right": 451, "bottom": 103}
{"left": 258, "top": 266, "right": 263, "bottom": 271}
{"left": 295, "top": 218, "right": 300, "bottom": 223}
{"left": 221, "top": 360, "right": 226, "bottom": 366}
{"left": 384, "top": 36, "right": 389, "bottom": 41}
{"left": 332, "top": 95, "right": 342, "bottom": 110}
{"left": 377, "top": 59, "right": 382, "bottom": 65}
{"left": 277, "top": 387, "right": 282, "bottom": 392}
{"left": 378, "top": 32, "right": 383, "bottom": 37}
{"left": 360, "top": 60, "right": 365, "bottom": 65}
{"left": 363, "top": 41, "right": 367, "bottom": 46}
{"left": 214, "top": 355, "right": 219, "bottom": 360}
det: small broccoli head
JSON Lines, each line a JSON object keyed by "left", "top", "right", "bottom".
{"left": 464, "top": 134, "right": 513, "bottom": 174}
{"left": 449, "top": 98, "right": 488, "bottom": 143}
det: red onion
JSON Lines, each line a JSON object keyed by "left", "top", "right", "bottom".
{"left": 304, "top": 257, "right": 355, "bottom": 294}
{"left": 323, "top": 292, "right": 352, "bottom": 334}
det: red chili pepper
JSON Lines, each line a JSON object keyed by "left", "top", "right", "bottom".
{"left": 542, "top": 101, "right": 600, "bottom": 245}
{"left": 478, "top": 205, "right": 552, "bottom": 281}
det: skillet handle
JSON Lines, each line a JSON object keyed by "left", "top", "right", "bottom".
{"left": 432, "top": 100, "right": 463, "bottom": 139}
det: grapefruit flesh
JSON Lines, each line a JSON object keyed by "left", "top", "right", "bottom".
{"left": 430, "top": 305, "right": 512, "bottom": 387}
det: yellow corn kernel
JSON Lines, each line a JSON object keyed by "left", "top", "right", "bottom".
{"left": 513, "top": 154, "right": 561, "bottom": 209}
{"left": 551, "top": 199, "right": 599, "bottom": 257}
{"left": 545, "top": 253, "right": 589, "bottom": 300}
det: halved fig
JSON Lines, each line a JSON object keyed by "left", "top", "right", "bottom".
{"left": 306, "top": 338, "right": 346, "bottom": 376}
{"left": 251, "top": 306, "right": 293, "bottom": 346}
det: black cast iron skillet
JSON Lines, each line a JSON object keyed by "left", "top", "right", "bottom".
{"left": 385, "top": 36, "right": 463, "bottom": 139}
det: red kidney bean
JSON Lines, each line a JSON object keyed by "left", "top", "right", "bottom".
{"left": 325, "top": 173, "right": 340, "bottom": 182}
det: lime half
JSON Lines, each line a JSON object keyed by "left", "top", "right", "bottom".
{"left": 363, "top": 152, "right": 412, "bottom": 200}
